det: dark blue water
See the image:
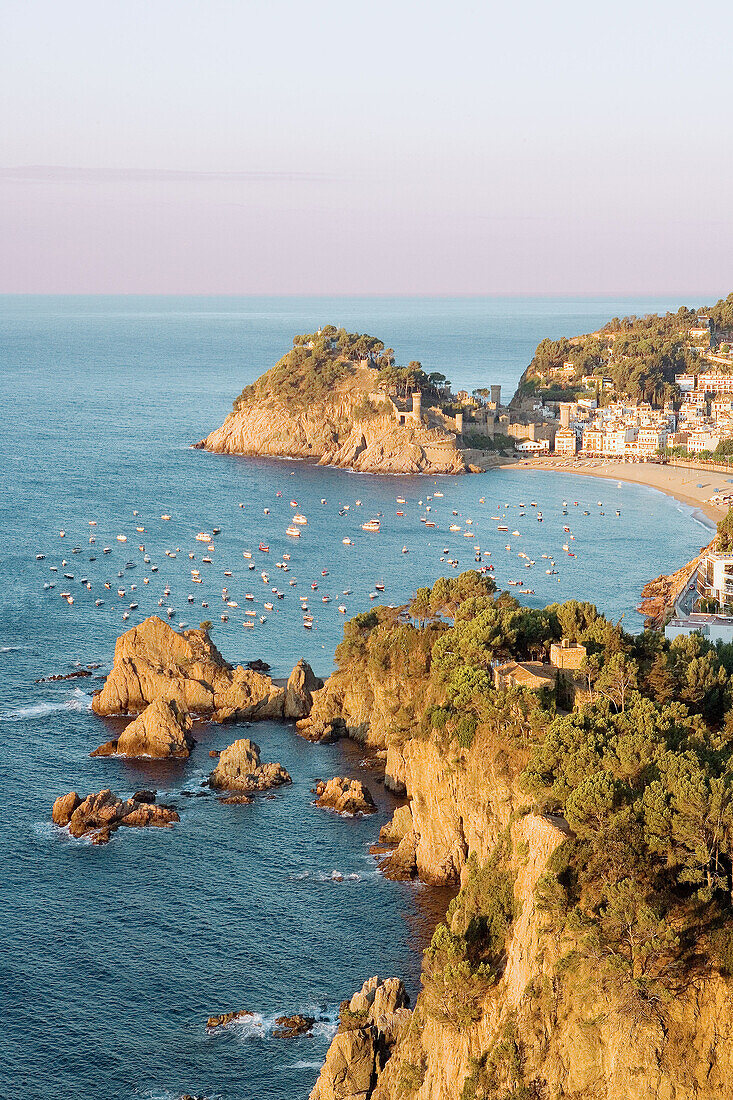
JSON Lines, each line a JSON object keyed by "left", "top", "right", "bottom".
{"left": 0, "top": 295, "right": 712, "bottom": 1099}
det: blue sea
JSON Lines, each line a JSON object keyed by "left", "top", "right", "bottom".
{"left": 0, "top": 295, "right": 714, "bottom": 1099}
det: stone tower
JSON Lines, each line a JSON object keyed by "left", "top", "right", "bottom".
{"left": 412, "top": 391, "right": 422, "bottom": 420}
{"left": 490, "top": 384, "right": 501, "bottom": 407}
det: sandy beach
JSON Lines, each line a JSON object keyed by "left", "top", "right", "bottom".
{"left": 502, "top": 456, "right": 730, "bottom": 526}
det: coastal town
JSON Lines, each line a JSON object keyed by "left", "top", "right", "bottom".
{"left": 457, "top": 310, "right": 733, "bottom": 461}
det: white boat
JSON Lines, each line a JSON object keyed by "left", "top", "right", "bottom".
{"left": 117, "top": 535, "right": 127, "bottom": 542}
{"left": 264, "top": 602, "right": 274, "bottom": 610}
{"left": 338, "top": 605, "right": 347, "bottom": 613}
{"left": 449, "top": 524, "right": 461, "bottom": 531}
{"left": 243, "top": 620, "right": 255, "bottom": 629}
{"left": 245, "top": 609, "right": 257, "bottom": 617}
{"left": 95, "top": 599, "right": 103, "bottom": 606}
{"left": 196, "top": 532, "right": 211, "bottom": 541}
{"left": 161, "top": 514, "right": 171, "bottom": 520}
{"left": 243, "top": 551, "right": 252, "bottom": 559}
{"left": 227, "top": 601, "right": 238, "bottom": 608}
{"left": 361, "top": 519, "right": 380, "bottom": 532}
{"left": 343, "top": 538, "right": 352, "bottom": 545}
{"left": 293, "top": 514, "right": 307, "bottom": 525}
{"left": 202, "top": 556, "right": 213, "bottom": 564}
{"left": 286, "top": 526, "right": 301, "bottom": 537}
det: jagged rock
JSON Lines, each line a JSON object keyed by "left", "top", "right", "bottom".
{"left": 132, "top": 789, "right": 156, "bottom": 804}
{"left": 53, "top": 787, "right": 179, "bottom": 842}
{"left": 377, "top": 832, "right": 418, "bottom": 881}
{"left": 314, "top": 777, "right": 376, "bottom": 815}
{"left": 91, "top": 698, "right": 194, "bottom": 758}
{"left": 285, "top": 659, "right": 324, "bottom": 719}
{"left": 296, "top": 715, "right": 345, "bottom": 743}
{"left": 272, "top": 1013, "right": 315, "bottom": 1038}
{"left": 378, "top": 805, "right": 413, "bottom": 845}
{"left": 91, "top": 617, "right": 312, "bottom": 723}
{"left": 52, "top": 791, "right": 81, "bottom": 825}
{"left": 309, "top": 977, "right": 410, "bottom": 1100}
{"left": 209, "top": 738, "right": 291, "bottom": 794}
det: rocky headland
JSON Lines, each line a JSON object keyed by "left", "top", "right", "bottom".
{"left": 194, "top": 327, "right": 479, "bottom": 475}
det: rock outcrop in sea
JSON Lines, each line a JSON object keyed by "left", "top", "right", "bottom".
{"left": 51, "top": 788, "right": 179, "bottom": 844}
{"left": 209, "top": 738, "right": 291, "bottom": 795}
{"left": 91, "top": 698, "right": 194, "bottom": 758}
{"left": 309, "top": 977, "right": 410, "bottom": 1100}
{"left": 313, "top": 777, "right": 376, "bottom": 815}
{"left": 91, "top": 616, "right": 321, "bottom": 722}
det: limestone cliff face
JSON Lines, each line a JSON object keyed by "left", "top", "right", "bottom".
{"left": 196, "top": 391, "right": 468, "bottom": 476}
{"left": 92, "top": 616, "right": 320, "bottom": 722}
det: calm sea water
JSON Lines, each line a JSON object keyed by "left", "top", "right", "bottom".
{"left": 0, "top": 295, "right": 713, "bottom": 1100}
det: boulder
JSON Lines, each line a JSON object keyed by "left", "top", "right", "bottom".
{"left": 284, "top": 659, "right": 324, "bottom": 719}
{"left": 91, "top": 698, "right": 194, "bottom": 758}
{"left": 52, "top": 791, "right": 81, "bottom": 826}
{"left": 91, "top": 616, "right": 308, "bottom": 722}
{"left": 273, "top": 1013, "right": 315, "bottom": 1038}
{"left": 209, "top": 738, "right": 291, "bottom": 794}
{"left": 54, "top": 787, "right": 180, "bottom": 843}
{"left": 314, "top": 778, "right": 377, "bottom": 816}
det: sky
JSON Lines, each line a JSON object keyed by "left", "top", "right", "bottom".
{"left": 1, "top": 0, "right": 732, "bottom": 296}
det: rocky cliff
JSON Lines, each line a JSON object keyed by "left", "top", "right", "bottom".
{"left": 302, "top": 593, "right": 733, "bottom": 1098}
{"left": 312, "top": 733, "right": 733, "bottom": 1099}
{"left": 197, "top": 387, "right": 469, "bottom": 476}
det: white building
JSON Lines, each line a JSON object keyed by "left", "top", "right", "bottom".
{"left": 666, "top": 615, "right": 733, "bottom": 645}
{"left": 514, "top": 438, "right": 551, "bottom": 453}
{"left": 697, "top": 554, "right": 733, "bottom": 608}
{"left": 554, "top": 428, "right": 578, "bottom": 454}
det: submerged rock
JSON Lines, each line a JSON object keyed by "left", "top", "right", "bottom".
{"left": 91, "top": 698, "right": 194, "bottom": 758}
{"left": 206, "top": 1009, "right": 254, "bottom": 1030}
{"left": 272, "top": 1013, "right": 315, "bottom": 1038}
{"left": 209, "top": 738, "right": 291, "bottom": 794}
{"left": 52, "top": 787, "right": 179, "bottom": 843}
{"left": 314, "top": 777, "right": 377, "bottom": 816}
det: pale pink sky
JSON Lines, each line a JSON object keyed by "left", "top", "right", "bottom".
{"left": 1, "top": 0, "right": 732, "bottom": 295}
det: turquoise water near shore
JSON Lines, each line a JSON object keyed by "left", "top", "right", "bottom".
{"left": 0, "top": 295, "right": 711, "bottom": 1099}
